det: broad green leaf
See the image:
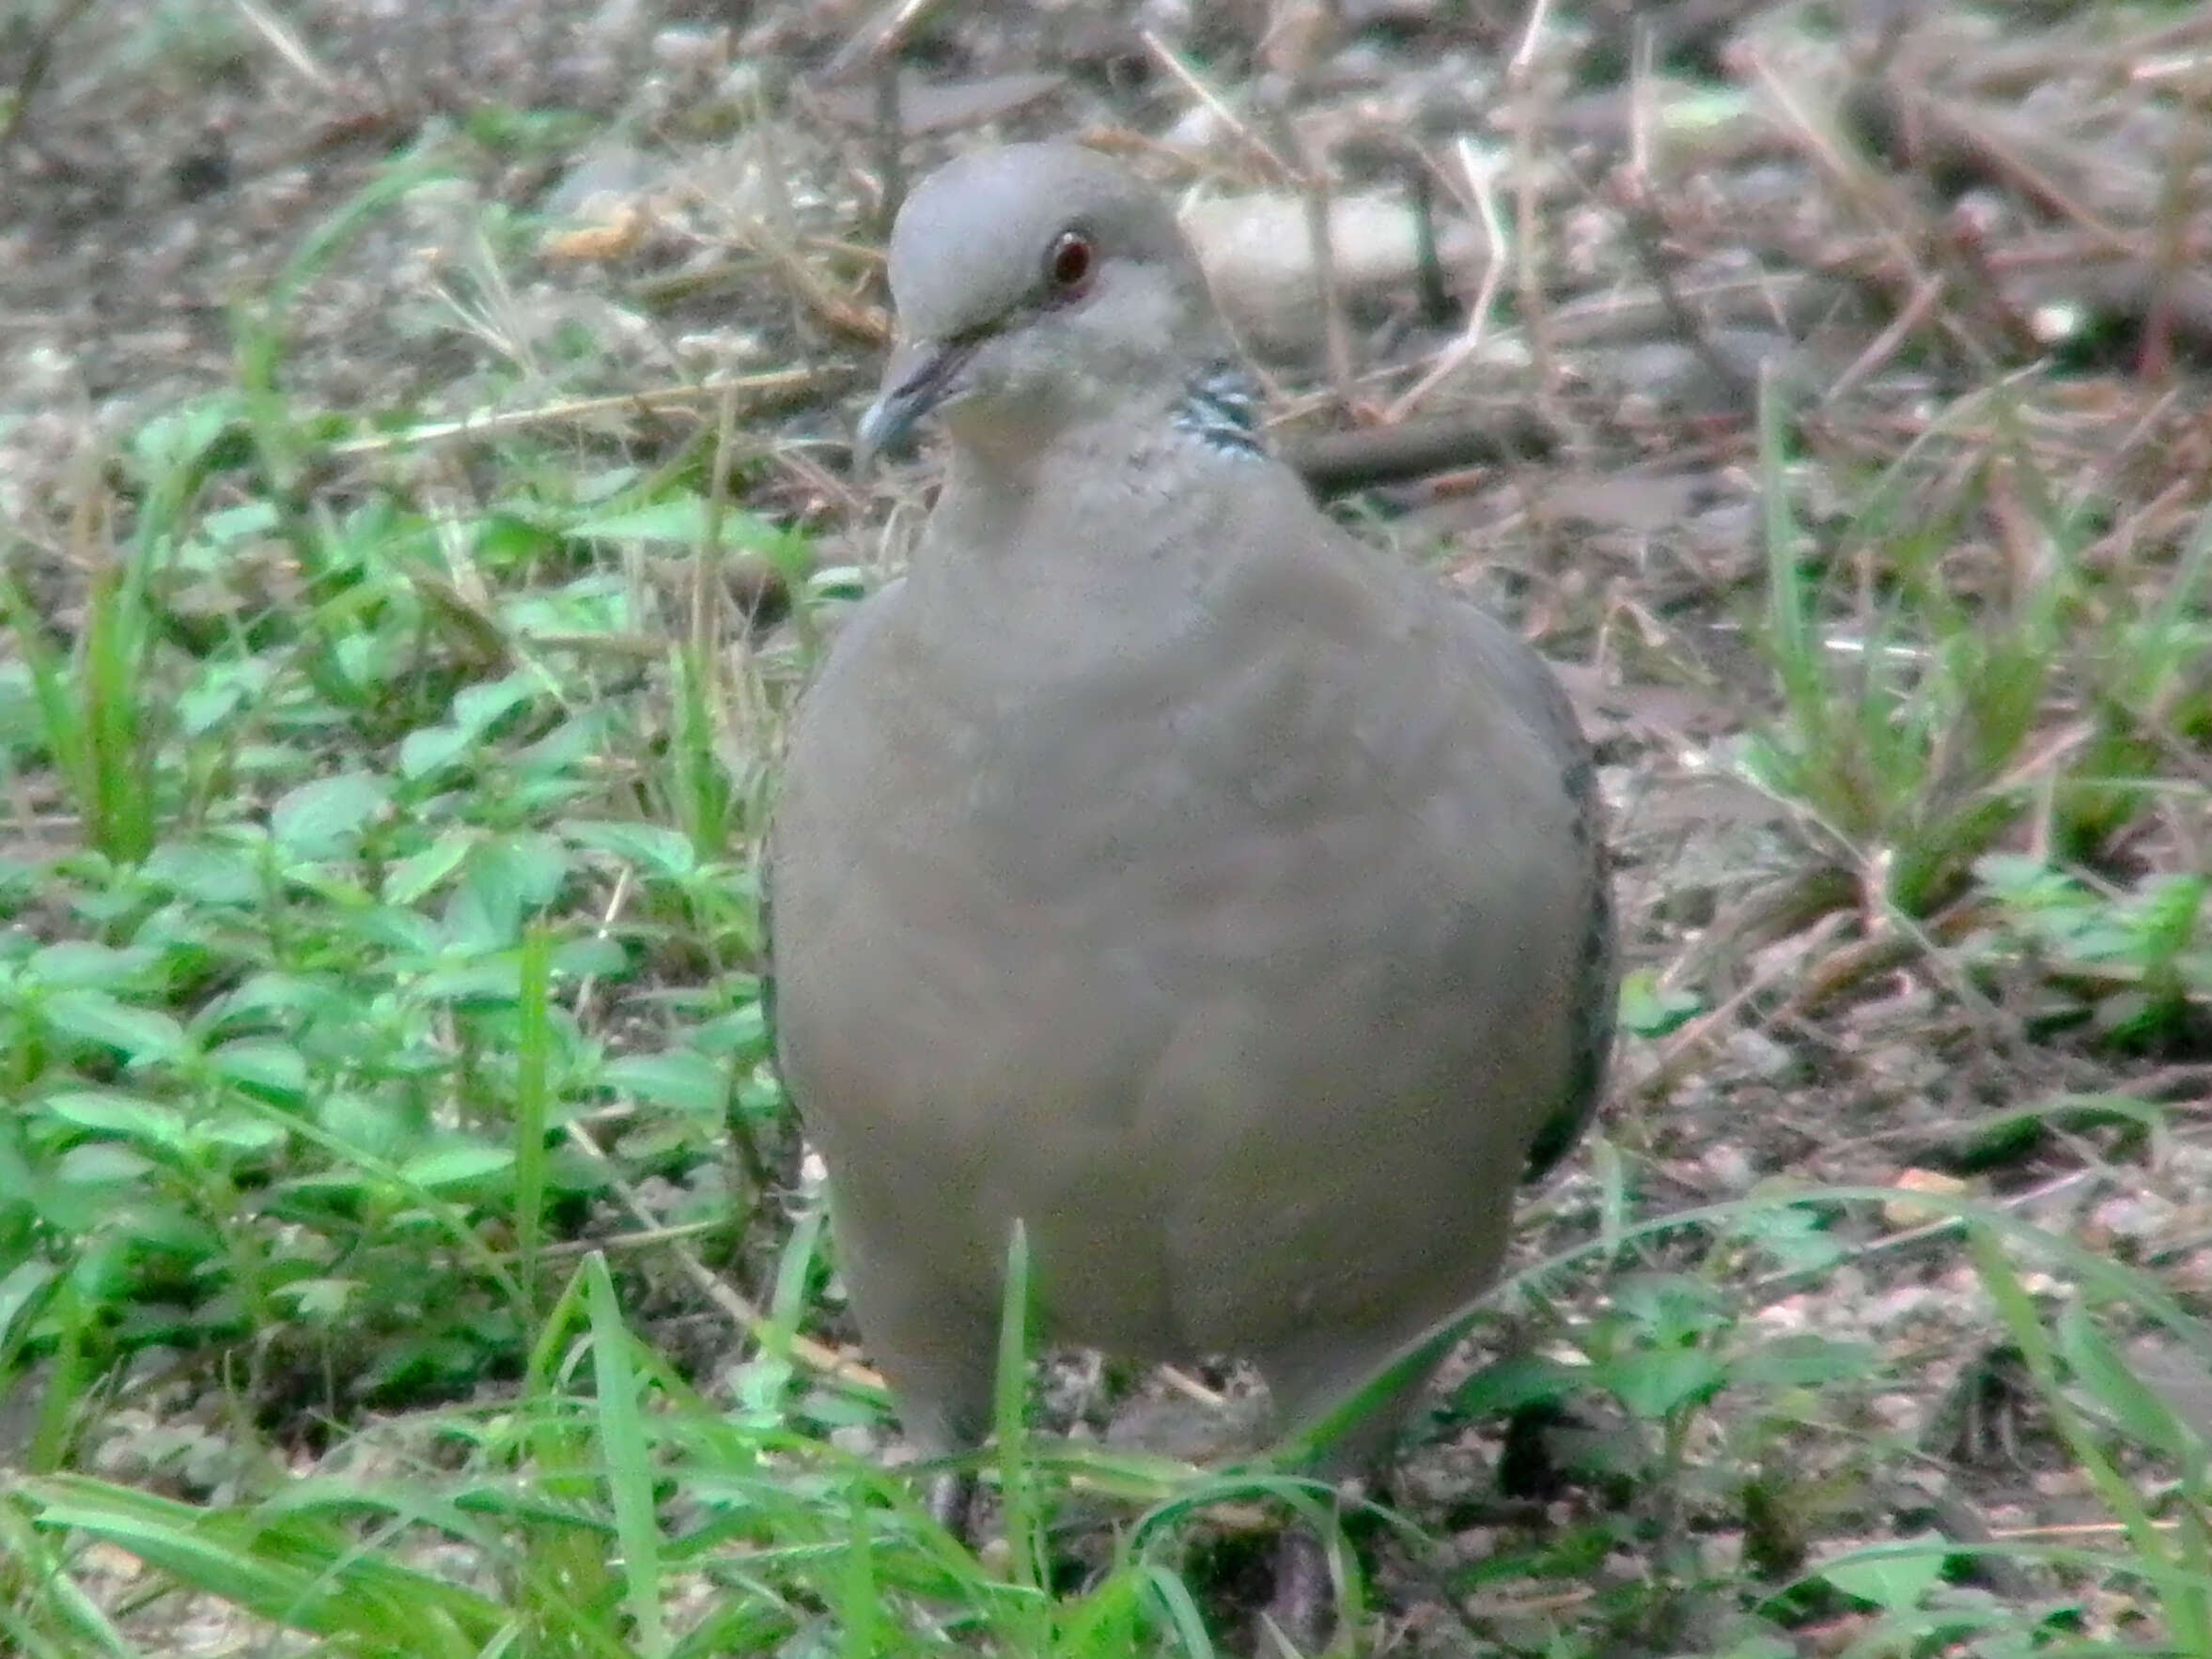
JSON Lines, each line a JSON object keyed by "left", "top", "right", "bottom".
{"left": 199, "top": 1112, "right": 288, "bottom": 1157}
{"left": 208, "top": 970, "right": 350, "bottom": 1027}
{"left": 570, "top": 496, "right": 798, "bottom": 552}
{"left": 1597, "top": 1346, "right": 1727, "bottom": 1419}
{"left": 1618, "top": 968, "right": 1700, "bottom": 1038}
{"left": 384, "top": 829, "right": 476, "bottom": 905}
{"left": 178, "top": 657, "right": 273, "bottom": 736}
{"left": 562, "top": 818, "right": 698, "bottom": 877}
{"left": 401, "top": 1143, "right": 514, "bottom": 1191}
{"left": 413, "top": 958, "right": 522, "bottom": 1005}
{"left": 129, "top": 397, "right": 233, "bottom": 480}
{"left": 43, "top": 991, "right": 191, "bottom": 1064}
{"left": 29, "top": 940, "right": 159, "bottom": 992}
{"left": 55, "top": 1141, "right": 157, "bottom": 1185}
{"left": 1819, "top": 1539, "right": 1946, "bottom": 1610}
{"left": 601, "top": 1049, "right": 727, "bottom": 1117}
{"left": 144, "top": 838, "right": 263, "bottom": 906}
{"left": 449, "top": 673, "right": 536, "bottom": 738}
{"left": 551, "top": 936, "right": 628, "bottom": 979}
{"left": 1445, "top": 1352, "right": 1588, "bottom": 1418}
{"left": 445, "top": 833, "right": 569, "bottom": 948}
{"left": 318, "top": 1093, "right": 416, "bottom": 1162}
{"left": 1611, "top": 1272, "right": 1729, "bottom": 1343}
{"left": 1735, "top": 1202, "right": 1845, "bottom": 1275}
{"left": 0, "top": 1259, "right": 59, "bottom": 1347}
{"left": 271, "top": 1277, "right": 361, "bottom": 1321}
{"left": 691, "top": 1001, "right": 768, "bottom": 1058}
{"left": 271, "top": 771, "right": 389, "bottom": 859}
{"left": 42, "top": 1090, "right": 191, "bottom": 1152}
{"left": 398, "top": 722, "right": 474, "bottom": 780}
{"left": 209, "top": 1037, "right": 309, "bottom": 1102}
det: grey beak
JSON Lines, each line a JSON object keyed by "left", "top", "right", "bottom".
{"left": 854, "top": 336, "right": 973, "bottom": 470}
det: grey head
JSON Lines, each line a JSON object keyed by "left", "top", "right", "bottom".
{"left": 856, "top": 143, "right": 1236, "bottom": 468}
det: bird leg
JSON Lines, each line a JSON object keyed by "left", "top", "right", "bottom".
{"left": 1259, "top": 1466, "right": 1390, "bottom": 1655}
{"left": 927, "top": 1468, "right": 978, "bottom": 1542}
{"left": 1259, "top": 1525, "right": 1335, "bottom": 1655}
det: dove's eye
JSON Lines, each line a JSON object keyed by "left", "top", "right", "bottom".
{"left": 1046, "top": 230, "right": 1095, "bottom": 294}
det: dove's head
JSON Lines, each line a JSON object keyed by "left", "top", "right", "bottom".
{"left": 856, "top": 143, "right": 1231, "bottom": 468}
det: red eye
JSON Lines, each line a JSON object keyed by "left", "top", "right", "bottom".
{"left": 1047, "top": 230, "right": 1094, "bottom": 291}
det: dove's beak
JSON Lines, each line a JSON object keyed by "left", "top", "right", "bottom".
{"left": 853, "top": 336, "right": 977, "bottom": 470}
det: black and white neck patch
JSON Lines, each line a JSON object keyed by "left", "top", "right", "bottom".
{"left": 1173, "top": 362, "right": 1267, "bottom": 458}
